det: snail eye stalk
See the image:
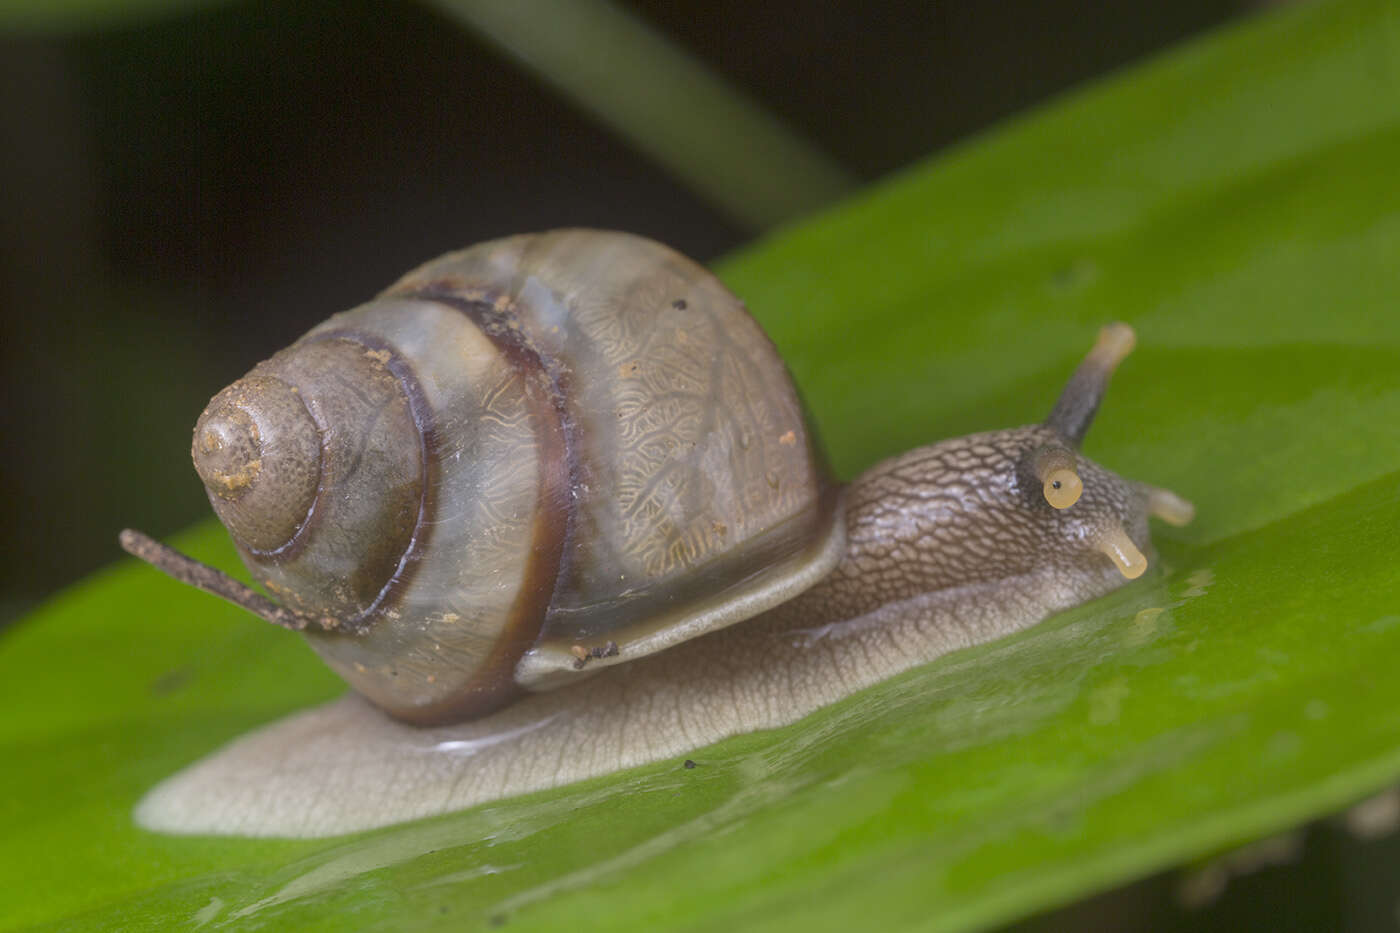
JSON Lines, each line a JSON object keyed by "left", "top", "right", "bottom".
{"left": 1045, "top": 322, "right": 1136, "bottom": 446}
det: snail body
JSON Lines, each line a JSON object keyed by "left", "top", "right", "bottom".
{"left": 123, "top": 229, "right": 1192, "bottom": 838}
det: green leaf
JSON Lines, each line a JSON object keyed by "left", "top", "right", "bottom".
{"left": 3, "top": 0, "right": 1399, "bottom": 929}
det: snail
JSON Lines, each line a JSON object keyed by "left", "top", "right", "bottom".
{"left": 122, "top": 229, "right": 1193, "bottom": 838}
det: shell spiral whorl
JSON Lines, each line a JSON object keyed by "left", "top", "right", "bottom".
{"left": 192, "top": 374, "right": 319, "bottom": 550}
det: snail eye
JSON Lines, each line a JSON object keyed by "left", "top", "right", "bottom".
{"left": 1029, "top": 444, "right": 1083, "bottom": 509}
{"left": 1042, "top": 467, "right": 1083, "bottom": 509}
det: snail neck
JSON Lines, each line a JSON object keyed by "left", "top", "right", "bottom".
{"left": 773, "top": 425, "right": 1146, "bottom": 628}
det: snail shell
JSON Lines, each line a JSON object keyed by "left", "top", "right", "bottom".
{"left": 186, "top": 230, "right": 842, "bottom": 723}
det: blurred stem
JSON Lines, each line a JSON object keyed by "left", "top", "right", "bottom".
{"left": 431, "top": 0, "right": 857, "bottom": 231}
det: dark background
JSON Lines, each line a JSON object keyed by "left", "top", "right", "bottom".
{"left": 9, "top": 2, "right": 1395, "bottom": 930}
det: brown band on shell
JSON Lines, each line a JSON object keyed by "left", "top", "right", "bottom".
{"left": 389, "top": 290, "right": 576, "bottom": 724}
{"left": 296, "top": 330, "right": 440, "bottom": 633}
{"left": 225, "top": 338, "right": 417, "bottom": 572}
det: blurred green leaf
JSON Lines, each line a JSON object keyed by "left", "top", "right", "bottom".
{"left": 3, "top": 0, "right": 1399, "bottom": 929}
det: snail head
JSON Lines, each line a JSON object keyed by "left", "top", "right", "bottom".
{"left": 1018, "top": 322, "right": 1192, "bottom": 581}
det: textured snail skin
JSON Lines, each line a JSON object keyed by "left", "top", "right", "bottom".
{"left": 136, "top": 426, "right": 1160, "bottom": 837}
